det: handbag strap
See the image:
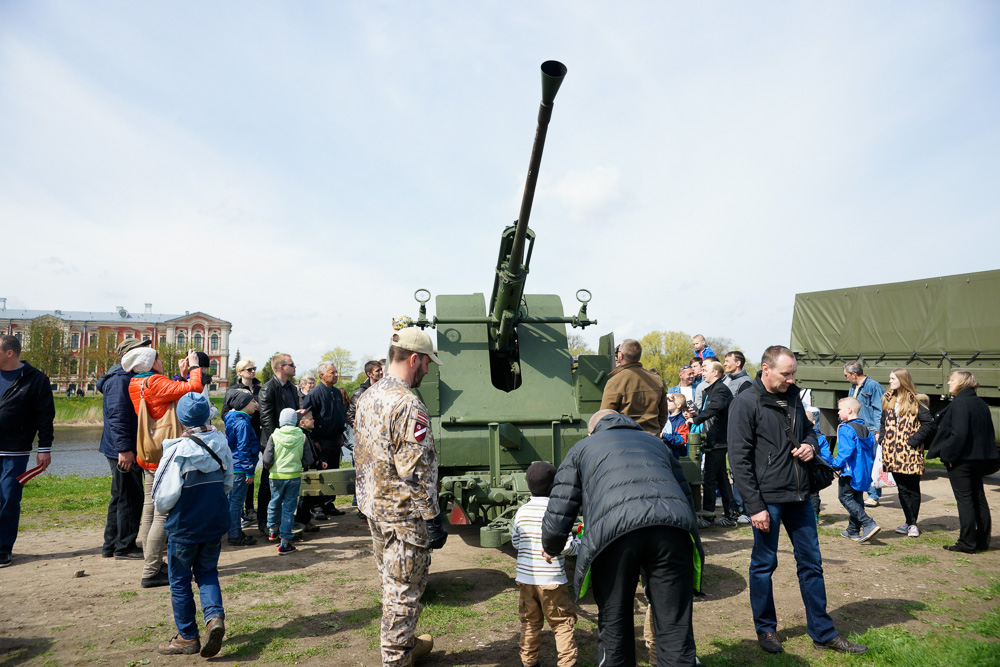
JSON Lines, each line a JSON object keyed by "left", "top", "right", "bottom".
{"left": 187, "top": 434, "right": 224, "bottom": 471}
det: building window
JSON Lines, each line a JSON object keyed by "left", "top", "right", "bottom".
{"left": 210, "top": 334, "right": 219, "bottom": 351}
{"left": 14, "top": 332, "right": 22, "bottom": 343}
{"left": 193, "top": 333, "right": 203, "bottom": 350}
{"left": 89, "top": 360, "right": 97, "bottom": 375}
{"left": 142, "top": 335, "right": 151, "bottom": 342}
{"left": 209, "top": 359, "right": 219, "bottom": 375}
{"left": 176, "top": 332, "right": 186, "bottom": 347}
{"left": 210, "top": 383, "right": 218, "bottom": 392}
{"left": 89, "top": 333, "right": 98, "bottom": 346}
{"left": 71, "top": 333, "right": 80, "bottom": 349}
{"left": 69, "top": 359, "right": 79, "bottom": 375}
{"left": 125, "top": 333, "right": 134, "bottom": 340}
{"left": 159, "top": 335, "right": 167, "bottom": 345}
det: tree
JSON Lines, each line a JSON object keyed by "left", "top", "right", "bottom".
{"left": 567, "top": 333, "right": 594, "bottom": 358}
{"left": 229, "top": 348, "right": 241, "bottom": 387}
{"left": 319, "top": 347, "right": 357, "bottom": 379}
{"left": 22, "top": 316, "right": 68, "bottom": 380}
{"left": 704, "top": 336, "right": 735, "bottom": 360}
{"left": 638, "top": 330, "right": 692, "bottom": 386}
{"left": 259, "top": 352, "right": 280, "bottom": 384}
{"left": 157, "top": 343, "right": 189, "bottom": 380}
{"left": 85, "top": 330, "right": 119, "bottom": 379}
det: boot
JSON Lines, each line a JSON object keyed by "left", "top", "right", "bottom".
{"left": 157, "top": 634, "right": 200, "bottom": 655}
{"left": 411, "top": 634, "right": 434, "bottom": 660}
{"left": 201, "top": 617, "right": 225, "bottom": 657}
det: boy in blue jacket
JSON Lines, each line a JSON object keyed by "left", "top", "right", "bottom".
{"left": 223, "top": 391, "right": 259, "bottom": 546}
{"left": 153, "top": 392, "right": 233, "bottom": 657}
{"left": 833, "top": 398, "right": 879, "bottom": 544}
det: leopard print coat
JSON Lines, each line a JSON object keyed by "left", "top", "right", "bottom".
{"left": 880, "top": 401, "right": 935, "bottom": 476}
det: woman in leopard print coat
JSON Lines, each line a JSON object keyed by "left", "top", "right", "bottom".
{"left": 880, "top": 368, "right": 935, "bottom": 537}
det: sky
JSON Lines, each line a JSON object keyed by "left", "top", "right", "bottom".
{"left": 2, "top": 1, "right": 998, "bottom": 375}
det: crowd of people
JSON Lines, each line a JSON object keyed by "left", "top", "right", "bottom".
{"left": 0, "top": 329, "right": 998, "bottom": 666}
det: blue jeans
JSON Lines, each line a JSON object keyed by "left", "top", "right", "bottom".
{"left": 867, "top": 484, "right": 881, "bottom": 501}
{"left": 0, "top": 456, "right": 30, "bottom": 555}
{"left": 168, "top": 539, "right": 224, "bottom": 639}
{"left": 228, "top": 473, "right": 251, "bottom": 539}
{"left": 749, "top": 500, "right": 837, "bottom": 643}
{"left": 267, "top": 477, "right": 301, "bottom": 542}
{"left": 838, "top": 478, "right": 874, "bottom": 535}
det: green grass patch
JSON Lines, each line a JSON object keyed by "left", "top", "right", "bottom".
{"left": 53, "top": 395, "right": 103, "bottom": 424}
{"left": 20, "top": 474, "right": 109, "bottom": 530}
{"left": 962, "top": 578, "right": 1000, "bottom": 601}
{"left": 897, "top": 554, "right": 936, "bottom": 566}
{"left": 419, "top": 580, "right": 479, "bottom": 636}
{"left": 123, "top": 621, "right": 167, "bottom": 648}
{"left": 112, "top": 591, "right": 139, "bottom": 602}
{"left": 971, "top": 607, "right": 1000, "bottom": 638}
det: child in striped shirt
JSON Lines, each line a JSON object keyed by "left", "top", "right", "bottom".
{"left": 511, "top": 461, "right": 580, "bottom": 667}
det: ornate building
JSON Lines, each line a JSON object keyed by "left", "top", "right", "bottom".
{"left": 0, "top": 300, "right": 232, "bottom": 393}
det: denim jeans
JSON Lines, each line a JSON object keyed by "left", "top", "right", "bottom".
{"left": 749, "top": 500, "right": 837, "bottom": 643}
{"left": 0, "top": 455, "right": 29, "bottom": 554}
{"left": 838, "top": 477, "right": 873, "bottom": 535}
{"left": 267, "top": 477, "right": 301, "bottom": 542}
{"left": 102, "top": 457, "right": 144, "bottom": 556}
{"left": 867, "top": 484, "right": 881, "bottom": 501}
{"left": 168, "top": 539, "right": 224, "bottom": 639}
{"left": 228, "top": 473, "right": 251, "bottom": 539}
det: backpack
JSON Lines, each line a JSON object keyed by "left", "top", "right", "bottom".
{"left": 136, "top": 378, "right": 183, "bottom": 470}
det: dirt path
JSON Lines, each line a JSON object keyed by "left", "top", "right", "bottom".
{"left": 2, "top": 469, "right": 998, "bottom": 666}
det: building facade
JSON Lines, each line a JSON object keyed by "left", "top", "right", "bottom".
{"left": 0, "top": 300, "right": 232, "bottom": 393}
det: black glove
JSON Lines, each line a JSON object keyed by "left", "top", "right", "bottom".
{"left": 425, "top": 513, "right": 448, "bottom": 550}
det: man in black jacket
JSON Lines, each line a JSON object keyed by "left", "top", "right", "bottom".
{"left": 689, "top": 360, "right": 736, "bottom": 527}
{"left": 255, "top": 353, "right": 299, "bottom": 534}
{"left": 542, "top": 410, "right": 703, "bottom": 667}
{"left": 728, "top": 345, "right": 866, "bottom": 655}
{"left": 0, "top": 335, "right": 55, "bottom": 568}
{"left": 303, "top": 361, "right": 346, "bottom": 516}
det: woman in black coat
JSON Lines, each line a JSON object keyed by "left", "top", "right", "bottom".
{"left": 927, "top": 371, "right": 1000, "bottom": 553}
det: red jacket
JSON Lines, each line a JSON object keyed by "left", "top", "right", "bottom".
{"left": 129, "top": 368, "right": 205, "bottom": 420}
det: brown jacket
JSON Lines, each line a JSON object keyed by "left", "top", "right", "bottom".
{"left": 600, "top": 362, "right": 669, "bottom": 435}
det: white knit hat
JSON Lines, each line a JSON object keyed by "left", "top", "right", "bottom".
{"left": 122, "top": 347, "right": 157, "bottom": 373}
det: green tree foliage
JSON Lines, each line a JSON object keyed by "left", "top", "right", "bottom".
{"left": 157, "top": 343, "right": 189, "bottom": 380}
{"left": 85, "top": 330, "right": 119, "bottom": 378}
{"left": 22, "top": 316, "right": 68, "bottom": 380}
{"left": 319, "top": 347, "right": 357, "bottom": 379}
{"left": 638, "top": 330, "right": 693, "bottom": 386}
{"left": 259, "top": 352, "right": 280, "bottom": 384}
{"left": 567, "top": 333, "right": 595, "bottom": 358}
{"left": 229, "top": 348, "right": 241, "bottom": 387}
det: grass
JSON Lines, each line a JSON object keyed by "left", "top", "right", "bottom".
{"left": 897, "top": 554, "right": 937, "bottom": 566}
{"left": 224, "top": 572, "right": 310, "bottom": 595}
{"left": 53, "top": 395, "right": 103, "bottom": 424}
{"left": 20, "top": 474, "right": 109, "bottom": 530}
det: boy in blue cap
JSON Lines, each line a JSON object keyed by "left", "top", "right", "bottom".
{"left": 153, "top": 392, "right": 234, "bottom": 656}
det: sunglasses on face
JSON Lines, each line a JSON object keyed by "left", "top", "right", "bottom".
{"left": 680, "top": 365, "right": 693, "bottom": 370}
{"left": 243, "top": 367, "right": 256, "bottom": 372}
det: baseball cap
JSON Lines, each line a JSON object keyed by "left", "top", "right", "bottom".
{"left": 116, "top": 337, "right": 152, "bottom": 358}
{"left": 391, "top": 327, "right": 442, "bottom": 365}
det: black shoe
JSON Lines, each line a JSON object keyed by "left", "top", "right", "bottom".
{"left": 356, "top": 509, "right": 367, "bottom": 521}
{"left": 228, "top": 533, "right": 257, "bottom": 546}
{"left": 757, "top": 631, "right": 783, "bottom": 653}
{"left": 813, "top": 634, "right": 868, "bottom": 654}
{"left": 943, "top": 544, "right": 976, "bottom": 554}
{"left": 310, "top": 507, "right": 328, "bottom": 520}
{"left": 0, "top": 553, "right": 11, "bottom": 568}
{"left": 114, "top": 549, "right": 144, "bottom": 560}
{"left": 101, "top": 551, "right": 114, "bottom": 558}
{"left": 327, "top": 506, "right": 346, "bottom": 516}
{"left": 141, "top": 569, "right": 169, "bottom": 588}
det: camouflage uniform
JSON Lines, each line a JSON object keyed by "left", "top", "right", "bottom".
{"left": 355, "top": 375, "right": 439, "bottom": 667}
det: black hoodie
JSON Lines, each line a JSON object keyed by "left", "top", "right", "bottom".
{"left": 0, "top": 362, "right": 55, "bottom": 456}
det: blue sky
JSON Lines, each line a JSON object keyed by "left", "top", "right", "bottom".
{"left": 2, "top": 1, "right": 998, "bottom": 374}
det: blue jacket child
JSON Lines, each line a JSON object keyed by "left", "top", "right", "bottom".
{"left": 832, "top": 418, "right": 876, "bottom": 493}
{"left": 222, "top": 390, "right": 260, "bottom": 545}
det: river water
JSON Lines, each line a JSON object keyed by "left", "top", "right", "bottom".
{"left": 47, "top": 425, "right": 112, "bottom": 477}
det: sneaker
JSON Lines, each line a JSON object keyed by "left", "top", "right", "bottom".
{"left": 697, "top": 518, "right": 713, "bottom": 529}
{"left": 0, "top": 553, "right": 11, "bottom": 568}
{"left": 228, "top": 533, "right": 257, "bottom": 546}
{"left": 278, "top": 543, "right": 297, "bottom": 555}
{"left": 715, "top": 518, "right": 737, "bottom": 527}
{"left": 813, "top": 634, "right": 868, "bottom": 654}
{"left": 268, "top": 531, "right": 278, "bottom": 543}
{"left": 141, "top": 569, "right": 170, "bottom": 588}
{"left": 411, "top": 634, "right": 434, "bottom": 660}
{"left": 736, "top": 514, "right": 752, "bottom": 525}
{"left": 864, "top": 498, "right": 879, "bottom": 508}
{"left": 157, "top": 634, "right": 200, "bottom": 655}
{"left": 303, "top": 524, "right": 320, "bottom": 533}
{"left": 200, "top": 617, "right": 225, "bottom": 657}
{"left": 356, "top": 509, "right": 368, "bottom": 521}
{"left": 327, "top": 506, "right": 346, "bottom": 516}
{"left": 757, "top": 631, "right": 783, "bottom": 653}
{"left": 858, "top": 524, "right": 881, "bottom": 544}
{"left": 311, "top": 507, "right": 329, "bottom": 520}
{"left": 895, "top": 523, "right": 910, "bottom": 535}
{"left": 244, "top": 509, "right": 257, "bottom": 522}
{"left": 241, "top": 518, "right": 255, "bottom": 530}
{"left": 907, "top": 524, "right": 920, "bottom": 537}
{"left": 840, "top": 530, "right": 861, "bottom": 541}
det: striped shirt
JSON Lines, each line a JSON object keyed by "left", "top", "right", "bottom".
{"left": 511, "top": 496, "right": 580, "bottom": 585}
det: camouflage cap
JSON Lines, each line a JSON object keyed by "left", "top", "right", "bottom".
{"left": 391, "top": 327, "right": 442, "bottom": 365}
{"left": 116, "top": 337, "right": 152, "bottom": 358}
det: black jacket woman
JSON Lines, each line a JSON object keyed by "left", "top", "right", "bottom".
{"left": 927, "top": 371, "right": 1000, "bottom": 553}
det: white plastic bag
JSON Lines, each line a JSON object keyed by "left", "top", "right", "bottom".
{"left": 872, "top": 444, "right": 896, "bottom": 488}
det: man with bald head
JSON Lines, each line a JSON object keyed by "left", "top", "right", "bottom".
{"left": 542, "top": 409, "right": 703, "bottom": 666}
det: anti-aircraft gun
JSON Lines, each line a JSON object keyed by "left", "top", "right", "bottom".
{"left": 406, "top": 61, "right": 617, "bottom": 547}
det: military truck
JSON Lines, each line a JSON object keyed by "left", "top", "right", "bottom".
{"left": 790, "top": 269, "right": 1000, "bottom": 443}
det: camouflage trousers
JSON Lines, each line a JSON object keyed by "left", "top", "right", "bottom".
{"left": 369, "top": 519, "right": 431, "bottom": 667}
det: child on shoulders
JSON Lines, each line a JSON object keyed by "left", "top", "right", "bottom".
{"left": 660, "top": 394, "right": 690, "bottom": 460}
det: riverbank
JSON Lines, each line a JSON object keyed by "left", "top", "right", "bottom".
{"left": 52, "top": 395, "right": 225, "bottom": 425}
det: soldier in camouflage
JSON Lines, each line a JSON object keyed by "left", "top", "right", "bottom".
{"left": 355, "top": 327, "right": 448, "bottom": 666}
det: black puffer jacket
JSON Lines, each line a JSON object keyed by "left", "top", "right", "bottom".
{"left": 691, "top": 378, "right": 732, "bottom": 449}
{"left": 222, "top": 378, "right": 262, "bottom": 438}
{"left": 927, "top": 387, "right": 999, "bottom": 465}
{"left": 727, "top": 375, "right": 819, "bottom": 515}
{"left": 541, "top": 413, "right": 704, "bottom": 596}
{"left": 0, "top": 362, "right": 55, "bottom": 455}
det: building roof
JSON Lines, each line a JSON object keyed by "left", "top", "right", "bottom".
{"left": 0, "top": 308, "right": 230, "bottom": 326}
